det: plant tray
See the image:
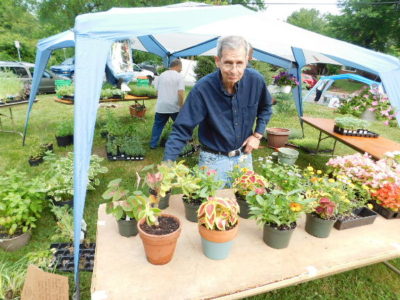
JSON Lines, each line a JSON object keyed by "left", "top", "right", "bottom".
{"left": 333, "top": 125, "right": 379, "bottom": 138}
{"left": 106, "top": 152, "right": 145, "bottom": 161}
{"left": 370, "top": 201, "right": 400, "bottom": 219}
{"left": 179, "top": 144, "right": 200, "bottom": 158}
{"left": 50, "top": 242, "right": 95, "bottom": 272}
{"left": 334, "top": 207, "right": 377, "bottom": 230}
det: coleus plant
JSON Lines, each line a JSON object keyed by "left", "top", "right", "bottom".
{"left": 314, "top": 197, "right": 337, "bottom": 219}
{"left": 232, "top": 169, "right": 269, "bottom": 196}
{"left": 197, "top": 197, "right": 240, "bottom": 231}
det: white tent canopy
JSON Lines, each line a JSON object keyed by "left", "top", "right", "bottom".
{"left": 23, "top": 4, "right": 400, "bottom": 289}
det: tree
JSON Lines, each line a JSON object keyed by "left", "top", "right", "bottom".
{"left": 286, "top": 8, "right": 329, "bottom": 35}
{"left": 327, "top": 0, "right": 400, "bottom": 54}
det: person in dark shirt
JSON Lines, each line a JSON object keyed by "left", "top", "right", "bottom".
{"left": 164, "top": 35, "right": 273, "bottom": 186}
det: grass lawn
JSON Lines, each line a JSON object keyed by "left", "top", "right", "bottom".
{"left": 0, "top": 93, "right": 399, "bottom": 299}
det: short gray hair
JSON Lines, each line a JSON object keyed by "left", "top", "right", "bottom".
{"left": 217, "top": 36, "right": 249, "bottom": 58}
{"left": 169, "top": 59, "right": 182, "bottom": 68}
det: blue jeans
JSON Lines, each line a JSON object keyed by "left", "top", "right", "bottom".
{"left": 150, "top": 112, "right": 178, "bottom": 148}
{"left": 198, "top": 150, "right": 253, "bottom": 188}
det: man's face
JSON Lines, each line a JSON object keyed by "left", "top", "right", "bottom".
{"left": 215, "top": 47, "right": 247, "bottom": 88}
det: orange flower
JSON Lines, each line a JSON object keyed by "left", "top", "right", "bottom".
{"left": 290, "top": 203, "right": 302, "bottom": 212}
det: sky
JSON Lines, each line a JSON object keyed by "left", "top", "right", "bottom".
{"left": 259, "top": 0, "right": 341, "bottom": 21}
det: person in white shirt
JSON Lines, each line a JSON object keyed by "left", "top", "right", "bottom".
{"left": 150, "top": 59, "right": 185, "bottom": 149}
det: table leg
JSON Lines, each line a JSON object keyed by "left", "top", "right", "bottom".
{"left": 316, "top": 131, "right": 323, "bottom": 153}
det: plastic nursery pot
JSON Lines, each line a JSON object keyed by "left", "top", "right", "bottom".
{"left": 0, "top": 231, "right": 32, "bottom": 252}
{"left": 28, "top": 156, "right": 44, "bottom": 166}
{"left": 263, "top": 223, "right": 295, "bottom": 249}
{"left": 159, "top": 191, "right": 171, "bottom": 210}
{"left": 277, "top": 147, "right": 299, "bottom": 165}
{"left": 183, "top": 200, "right": 200, "bottom": 223}
{"left": 235, "top": 194, "right": 251, "bottom": 219}
{"left": 199, "top": 222, "right": 239, "bottom": 260}
{"left": 305, "top": 213, "right": 335, "bottom": 238}
{"left": 137, "top": 214, "right": 181, "bottom": 265}
{"left": 56, "top": 135, "right": 73, "bottom": 147}
{"left": 117, "top": 218, "right": 138, "bottom": 237}
{"left": 266, "top": 128, "right": 290, "bottom": 148}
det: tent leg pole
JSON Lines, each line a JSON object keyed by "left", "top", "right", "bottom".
{"left": 383, "top": 261, "right": 400, "bottom": 276}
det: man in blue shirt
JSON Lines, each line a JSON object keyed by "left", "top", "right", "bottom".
{"left": 164, "top": 35, "right": 272, "bottom": 186}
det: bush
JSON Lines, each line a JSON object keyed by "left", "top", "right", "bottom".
{"left": 194, "top": 56, "right": 215, "bottom": 81}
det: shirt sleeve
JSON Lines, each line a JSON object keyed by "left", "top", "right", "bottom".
{"left": 254, "top": 80, "right": 273, "bottom": 134}
{"left": 163, "top": 88, "right": 206, "bottom": 161}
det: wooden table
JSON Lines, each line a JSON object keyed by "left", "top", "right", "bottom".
{"left": 301, "top": 116, "right": 400, "bottom": 160}
{"left": 91, "top": 190, "right": 400, "bottom": 300}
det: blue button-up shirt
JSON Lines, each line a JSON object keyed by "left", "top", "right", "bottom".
{"left": 164, "top": 68, "right": 272, "bottom": 161}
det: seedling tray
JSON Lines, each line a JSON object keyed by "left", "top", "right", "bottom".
{"left": 106, "top": 152, "right": 145, "bottom": 161}
{"left": 333, "top": 125, "right": 379, "bottom": 138}
{"left": 334, "top": 207, "right": 377, "bottom": 230}
{"left": 370, "top": 201, "right": 400, "bottom": 219}
{"left": 50, "top": 243, "right": 95, "bottom": 272}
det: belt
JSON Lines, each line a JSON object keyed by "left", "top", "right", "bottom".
{"left": 201, "top": 145, "right": 246, "bottom": 157}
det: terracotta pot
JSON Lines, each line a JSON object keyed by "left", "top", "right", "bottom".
{"left": 129, "top": 105, "right": 146, "bottom": 118}
{"left": 137, "top": 214, "right": 181, "bottom": 265}
{"left": 198, "top": 222, "right": 238, "bottom": 243}
{"left": 266, "top": 128, "right": 290, "bottom": 148}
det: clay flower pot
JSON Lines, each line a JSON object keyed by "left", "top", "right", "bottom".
{"left": 266, "top": 128, "right": 290, "bottom": 148}
{"left": 137, "top": 214, "right": 181, "bottom": 265}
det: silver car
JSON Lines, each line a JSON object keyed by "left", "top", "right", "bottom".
{"left": 0, "top": 61, "right": 69, "bottom": 93}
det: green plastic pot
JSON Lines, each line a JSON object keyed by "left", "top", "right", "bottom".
{"left": 305, "top": 213, "right": 335, "bottom": 238}
{"left": 263, "top": 223, "right": 295, "bottom": 249}
{"left": 278, "top": 147, "right": 299, "bottom": 165}
{"left": 117, "top": 218, "right": 138, "bottom": 237}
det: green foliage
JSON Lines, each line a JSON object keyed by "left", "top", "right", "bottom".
{"left": 55, "top": 85, "right": 74, "bottom": 97}
{"left": 335, "top": 116, "right": 370, "bottom": 130}
{"left": 194, "top": 56, "right": 215, "bottom": 81}
{"left": 56, "top": 119, "right": 74, "bottom": 137}
{"left": 287, "top": 8, "right": 329, "bottom": 35}
{"left": 127, "top": 85, "right": 157, "bottom": 97}
{"left": 251, "top": 61, "right": 274, "bottom": 85}
{"left": 0, "top": 170, "right": 47, "bottom": 235}
{"left": 102, "top": 178, "right": 161, "bottom": 224}
{"left": 0, "top": 71, "right": 24, "bottom": 100}
{"left": 326, "top": 0, "right": 400, "bottom": 53}
{"left": 51, "top": 205, "right": 74, "bottom": 242}
{"left": 274, "top": 92, "right": 296, "bottom": 114}
{"left": 0, "top": 259, "right": 27, "bottom": 300}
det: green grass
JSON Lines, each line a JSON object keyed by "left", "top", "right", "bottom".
{"left": 0, "top": 94, "right": 399, "bottom": 299}
{"left": 330, "top": 79, "right": 367, "bottom": 93}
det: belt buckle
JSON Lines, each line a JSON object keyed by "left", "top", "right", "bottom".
{"left": 228, "top": 149, "right": 240, "bottom": 157}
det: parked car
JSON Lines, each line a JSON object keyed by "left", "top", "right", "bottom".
{"left": 0, "top": 61, "right": 69, "bottom": 94}
{"left": 137, "top": 61, "right": 159, "bottom": 75}
{"left": 50, "top": 57, "right": 74, "bottom": 78}
{"left": 302, "top": 74, "right": 318, "bottom": 89}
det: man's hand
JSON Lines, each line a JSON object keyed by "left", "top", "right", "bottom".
{"left": 242, "top": 134, "right": 261, "bottom": 154}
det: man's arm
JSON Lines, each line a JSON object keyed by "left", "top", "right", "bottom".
{"left": 178, "top": 89, "right": 185, "bottom": 108}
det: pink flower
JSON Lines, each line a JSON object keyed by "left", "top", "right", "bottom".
{"left": 384, "top": 120, "right": 389, "bottom": 126}
{"left": 206, "top": 169, "right": 217, "bottom": 176}
{"left": 371, "top": 101, "right": 378, "bottom": 106}
{"left": 368, "top": 107, "right": 376, "bottom": 112}
{"left": 255, "top": 188, "right": 265, "bottom": 195}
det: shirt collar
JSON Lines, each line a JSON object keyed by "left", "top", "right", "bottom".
{"left": 217, "top": 70, "right": 242, "bottom": 96}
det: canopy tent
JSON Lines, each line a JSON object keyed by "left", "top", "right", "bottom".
{"left": 303, "top": 73, "right": 383, "bottom": 103}
{"left": 22, "top": 4, "right": 400, "bottom": 292}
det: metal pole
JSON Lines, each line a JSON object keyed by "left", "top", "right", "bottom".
{"left": 17, "top": 48, "right": 21, "bottom": 62}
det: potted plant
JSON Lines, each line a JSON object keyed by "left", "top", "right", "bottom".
{"left": 0, "top": 71, "right": 24, "bottom": 103}
{"left": 129, "top": 100, "right": 146, "bottom": 118}
{"left": 102, "top": 179, "right": 149, "bottom": 237}
{"left": 27, "top": 138, "right": 53, "bottom": 166}
{"left": 305, "top": 197, "right": 337, "bottom": 238}
{"left": 178, "top": 165, "right": 223, "bottom": 222}
{"left": 56, "top": 85, "right": 74, "bottom": 100}
{"left": 247, "top": 188, "right": 309, "bottom": 249}
{"left": 231, "top": 167, "right": 269, "bottom": 219}
{"left": 0, "top": 170, "right": 47, "bottom": 251}
{"left": 197, "top": 197, "right": 240, "bottom": 260}
{"left": 273, "top": 71, "right": 299, "bottom": 93}
{"left": 327, "top": 152, "right": 400, "bottom": 219}
{"left": 55, "top": 119, "right": 74, "bottom": 147}
{"left": 136, "top": 187, "right": 182, "bottom": 265}
{"left": 334, "top": 116, "right": 375, "bottom": 137}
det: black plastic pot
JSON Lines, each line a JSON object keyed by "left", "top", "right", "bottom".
{"left": 117, "top": 218, "right": 138, "bottom": 237}
{"left": 370, "top": 201, "right": 400, "bottom": 219}
{"left": 235, "top": 193, "right": 250, "bottom": 219}
{"left": 28, "top": 156, "right": 44, "bottom": 166}
{"left": 56, "top": 135, "right": 73, "bottom": 147}
{"left": 183, "top": 200, "right": 200, "bottom": 223}
{"left": 50, "top": 242, "right": 95, "bottom": 272}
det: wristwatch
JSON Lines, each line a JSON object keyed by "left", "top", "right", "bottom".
{"left": 253, "top": 132, "right": 263, "bottom": 140}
